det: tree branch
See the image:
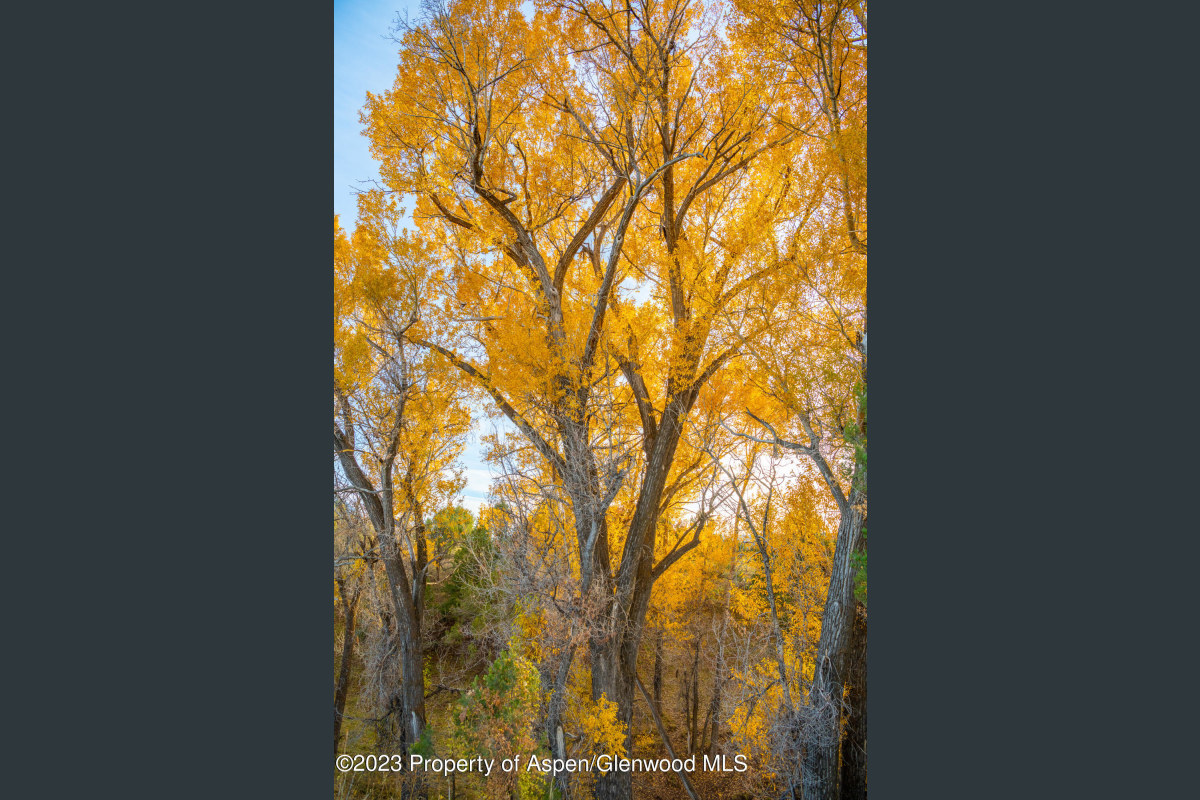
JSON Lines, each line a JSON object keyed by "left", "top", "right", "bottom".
{"left": 553, "top": 177, "right": 627, "bottom": 292}
{"left": 408, "top": 337, "right": 567, "bottom": 474}
{"left": 736, "top": 410, "right": 849, "bottom": 512}
{"left": 635, "top": 675, "right": 701, "bottom": 800}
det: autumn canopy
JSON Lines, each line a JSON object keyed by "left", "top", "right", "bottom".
{"left": 335, "top": 1, "right": 866, "bottom": 798}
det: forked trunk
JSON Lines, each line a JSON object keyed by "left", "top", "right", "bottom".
{"left": 588, "top": 411, "right": 691, "bottom": 800}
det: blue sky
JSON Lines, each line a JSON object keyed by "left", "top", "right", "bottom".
{"left": 334, "top": 0, "right": 413, "bottom": 225}
{"left": 335, "top": 0, "right": 496, "bottom": 517}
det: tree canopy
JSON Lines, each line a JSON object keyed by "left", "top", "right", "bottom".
{"left": 335, "top": 2, "right": 866, "bottom": 799}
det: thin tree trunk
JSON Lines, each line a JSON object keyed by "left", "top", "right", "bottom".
{"left": 706, "top": 492, "right": 739, "bottom": 757}
{"left": 652, "top": 629, "right": 664, "bottom": 716}
{"left": 334, "top": 584, "right": 360, "bottom": 754}
{"left": 636, "top": 676, "right": 701, "bottom": 800}
{"left": 703, "top": 674, "right": 722, "bottom": 757}
{"left": 545, "top": 645, "right": 577, "bottom": 800}
{"left": 689, "top": 638, "right": 701, "bottom": 756}
{"left": 681, "top": 660, "right": 692, "bottom": 754}
{"left": 335, "top": 426, "right": 429, "bottom": 759}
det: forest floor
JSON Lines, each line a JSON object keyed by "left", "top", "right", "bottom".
{"left": 335, "top": 655, "right": 765, "bottom": 800}
{"left": 334, "top": 589, "right": 773, "bottom": 800}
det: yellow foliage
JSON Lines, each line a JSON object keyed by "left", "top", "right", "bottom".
{"left": 574, "top": 693, "right": 627, "bottom": 771}
{"left": 338, "top": 2, "right": 867, "bottom": 791}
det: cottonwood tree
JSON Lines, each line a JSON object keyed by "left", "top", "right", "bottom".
{"left": 334, "top": 207, "right": 472, "bottom": 761}
{"left": 719, "top": 183, "right": 865, "bottom": 798}
{"left": 704, "top": 441, "right": 833, "bottom": 798}
{"left": 361, "top": 1, "right": 803, "bottom": 797}
{"left": 734, "top": 309, "right": 865, "bottom": 800}
{"left": 334, "top": 504, "right": 368, "bottom": 754}
{"left": 477, "top": 401, "right": 725, "bottom": 799}
{"left": 718, "top": 3, "right": 866, "bottom": 795}
{"left": 728, "top": 212, "right": 866, "bottom": 800}
{"left": 735, "top": 343, "right": 865, "bottom": 800}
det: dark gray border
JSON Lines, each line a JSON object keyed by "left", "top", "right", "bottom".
{"left": 870, "top": 2, "right": 1189, "bottom": 797}
{"left": 18, "top": 0, "right": 1188, "bottom": 797}
{"left": 22, "top": 0, "right": 336, "bottom": 795}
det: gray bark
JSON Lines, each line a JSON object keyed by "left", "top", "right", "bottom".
{"left": 801, "top": 484, "right": 865, "bottom": 800}
{"left": 544, "top": 644, "right": 576, "bottom": 800}
{"left": 334, "top": 426, "right": 428, "bottom": 757}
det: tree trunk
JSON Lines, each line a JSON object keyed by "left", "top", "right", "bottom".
{"left": 334, "top": 586, "right": 359, "bottom": 754}
{"left": 704, "top": 672, "right": 722, "bottom": 757}
{"left": 686, "top": 666, "right": 696, "bottom": 753}
{"left": 591, "top": 644, "right": 635, "bottom": 800}
{"left": 397, "top": 621, "right": 428, "bottom": 800}
{"left": 706, "top": 515, "right": 737, "bottom": 758}
{"left": 801, "top": 485, "right": 866, "bottom": 800}
{"left": 398, "top": 612, "right": 426, "bottom": 752}
{"left": 689, "top": 638, "right": 701, "bottom": 756}
{"left": 369, "top": 546, "right": 428, "bottom": 754}
{"left": 839, "top": 603, "right": 867, "bottom": 800}
{"left": 652, "top": 629, "right": 664, "bottom": 716}
{"left": 636, "top": 676, "right": 701, "bottom": 800}
{"left": 590, "top": 415, "right": 692, "bottom": 800}
{"left": 545, "top": 645, "right": 576, "bottom": 800}
{"left": 334, "top": 428, "right": 428, "bottom": 757}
